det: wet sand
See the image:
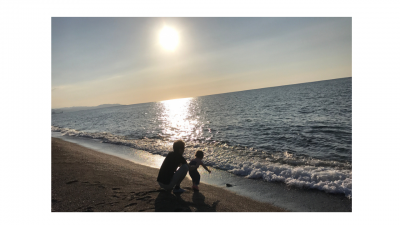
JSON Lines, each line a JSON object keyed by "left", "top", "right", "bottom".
{"left": 51, "top": 137, "right": 286, "bottom": 212}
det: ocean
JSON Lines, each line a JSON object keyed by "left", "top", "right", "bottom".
{"left": 52, "top": 77, "right": 352, "bottom": 209}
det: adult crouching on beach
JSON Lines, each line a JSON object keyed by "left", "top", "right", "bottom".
{"left": 157, "top": 140, "right": 188, "bottom": 194}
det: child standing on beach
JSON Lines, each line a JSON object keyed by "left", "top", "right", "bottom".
{"left": 189, "top": 150, "right": 211, "bottom": 191}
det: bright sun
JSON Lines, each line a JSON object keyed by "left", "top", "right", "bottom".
{"left": 159, "top": 26, "right": 179, "bottom": 51}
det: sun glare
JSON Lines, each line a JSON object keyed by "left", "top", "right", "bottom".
{"left": 159, "top": 26, "right": 179, "bottom": 51}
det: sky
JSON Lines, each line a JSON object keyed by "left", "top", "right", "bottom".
{"left": 52, "top": 17, "right": 351, "bottom": 109}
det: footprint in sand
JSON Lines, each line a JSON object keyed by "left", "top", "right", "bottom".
{"left": 66, "top": 180, "right": 78, "bottom": 184}
{"left": 124, "top": 202, "right": 137, "bottom": 208}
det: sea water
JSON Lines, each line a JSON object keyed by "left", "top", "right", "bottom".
{"left": 52, "top": 78, "right": 352, "bottom": 200}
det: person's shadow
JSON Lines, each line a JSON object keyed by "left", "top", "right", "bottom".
{"left": 155, "top": 189, "right": 219, "bottom": 212}
{"left": 191, "top": 191, "right": 219, "bottom": 212}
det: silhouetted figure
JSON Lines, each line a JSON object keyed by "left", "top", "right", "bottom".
{"left": 189, "top": 150, "right": 211, "bottom": 191}
{"left": 157, "top": 140, "right": 188, "bottom": 194}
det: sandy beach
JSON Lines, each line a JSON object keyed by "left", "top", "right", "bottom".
{"left": 51, "top": 137, "right": 286, "bottom": 212}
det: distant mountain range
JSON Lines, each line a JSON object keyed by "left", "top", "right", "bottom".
{"left": 52, "top": 104, "right": 122, "bottom": 113}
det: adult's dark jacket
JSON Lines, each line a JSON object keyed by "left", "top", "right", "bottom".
{"left": 157, "top": 152, "right": 187, "bottom": 185}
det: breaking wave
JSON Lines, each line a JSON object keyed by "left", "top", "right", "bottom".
{"left": 52, "top": 126, "right": 352, "bottom": 198}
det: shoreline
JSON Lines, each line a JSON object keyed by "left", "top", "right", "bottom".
{"left": 51, "top": 137, "right": 286, "bottom": 212}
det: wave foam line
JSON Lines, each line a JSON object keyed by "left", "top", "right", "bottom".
{"left": 52, "top": 126, "right": 352, "bottom": 198}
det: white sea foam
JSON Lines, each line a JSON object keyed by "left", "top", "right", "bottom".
{"left": 52, "top": 126, "right": 352, "bottom": 198}
{"left": 229, "top": 162, "right": 352, "bottom": 198}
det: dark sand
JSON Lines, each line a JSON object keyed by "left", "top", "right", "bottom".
{"left": 51, "top": 138, "right": 286, "bottom": 212}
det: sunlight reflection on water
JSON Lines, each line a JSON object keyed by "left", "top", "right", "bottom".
{"left": 159, "top": 97, "right": 202, "bottom": 141}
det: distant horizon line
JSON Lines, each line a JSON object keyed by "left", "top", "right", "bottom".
{"left": 52, "top": 76, "right": 351, "bottom": 109}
